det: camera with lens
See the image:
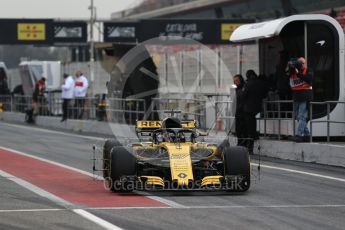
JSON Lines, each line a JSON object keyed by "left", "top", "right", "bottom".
{"left": 287, "top": 58, "right": 303, "bottom": 73}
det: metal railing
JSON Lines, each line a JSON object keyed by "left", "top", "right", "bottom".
{"left": 0, "top": 95, "right": 14, "bottom": 112}
{"left": 259, "top": 100, "right": 295, "bottom": 140}
{"left": 2, "top": 94, "right": 344, "bottom": 143}
{"left": 1, "top": 94, "right": 218, "bottom": 129}
{"left": 0, "top": 94, "right": 147, "bottom": 124}
{"left": 106, "top": 98, "right": 146, "bottom": 123}
{"left": 310, "top": 101, "right": 345, "bottom": 142}
{"left": 214, "top": 100, "right": 234, "bottom": 133}
{"left": 260, "top": 100, "right": 345, "bottom": 142}
{"left": 0, "top": 95, "right": 212, "bottom": 128}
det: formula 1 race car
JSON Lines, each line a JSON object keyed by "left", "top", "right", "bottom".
{"left": 101, "top": 117, "right": 250, "bottom": 192}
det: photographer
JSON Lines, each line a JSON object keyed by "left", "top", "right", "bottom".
{"left": 288, "top": 57, "right": 313, "bottom": 142}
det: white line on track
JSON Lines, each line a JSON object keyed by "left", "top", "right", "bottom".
{"left": 88, "top": 204, "right": 345, "bottom": 210}
{"left": 0, "top": 208, "right": 65, "bottom": 213}
{"left": 135, "top": 191, "right": 186, "bottom": 208}
{"left": 1, "top": 204, "right": 345, "bottom": 214}
{"left": 74, "top": 209, "right": 123, "bottom": 230}
{"left": 251, "top": 163, "right": 345, "bottom": 182}
{"left": 0, "top": 170, "right": 123, "bottom": 230}
{"left": 180, "top": 204, "right": 345, "bottom": 209}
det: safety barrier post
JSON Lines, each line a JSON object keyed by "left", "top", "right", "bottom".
{"left": 292, "top": 102, "right": 296, "bottom": 137}
{"left": 327, "top": 102, "right": 330, "bottom": 142}
{"left": 142, "top": 99, "right": 145, "bottom": 118}
{"left": 309, "top": 103, "right": 313, "bottom": 142}
{"left": 278, "top": 101, "right": 281, "bottom": 140}
{"left": 263, "top": 100, "right": 267, "bottom": 137}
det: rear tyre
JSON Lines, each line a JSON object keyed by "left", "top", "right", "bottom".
{"left": 103, "top": 139, "right": 121, "bottom": 178}
{"left": 109, "top": 146, "right": 136, "bottom": 192}
{"left": 223, "top": 146, "right": 250, "bottom": 192}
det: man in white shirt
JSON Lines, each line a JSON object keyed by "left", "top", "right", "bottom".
{"left": 61, "top": 73, "right": 74, "bottom": 122}
{"left": 74, "top": 71, "right": 89, "bottom": 119}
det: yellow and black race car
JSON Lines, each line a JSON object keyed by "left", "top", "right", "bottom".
{"left": 102, "top": 117, "right": 250, "bottom": 192}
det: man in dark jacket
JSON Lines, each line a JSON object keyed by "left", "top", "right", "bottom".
{"left": 243, "top": 70, "right": 268, "bottom": 154}
{"left": 233, "top": 74, "right": 246, "bottom": 146}
{"left": 288, "top": 57, "right": 313, "bottom": 142}
{"left": 0, "top": 71, "right": 10, "bottom": 95}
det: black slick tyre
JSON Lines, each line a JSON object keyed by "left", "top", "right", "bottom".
{"left": 109, "top": 146, "right": 136, "bottom": 192}
{"left": 103, "top": 139, "right": 121, "bottom": 178}
{"left": 223, "top": 146, "right": 251, "bottom": 192}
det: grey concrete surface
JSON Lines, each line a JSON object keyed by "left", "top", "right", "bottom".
{"left": 0, "top": 121, "right": 345, "bottom": 229}
{"left": 0, "top": 170, "right": 106, "bottom": 230}
{"left": 0, "top": 211, "right": 104, "bottom": 230}
{"left": 90, "top": 206, "right": 345, "bottom": 230}
{"left": 0, "top": 176, "right": 59, "bottom": 210}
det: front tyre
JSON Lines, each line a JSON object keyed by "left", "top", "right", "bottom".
{"left": 109, "top": 146, "right": 136, "bottom": 192}
{"left": 103, "top": 139, "right": 121, "bottom": 178}
{"left": 223, "top": 146, "right": 250, "bottom": 192}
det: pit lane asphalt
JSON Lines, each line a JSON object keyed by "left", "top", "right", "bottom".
{"left": 0, "top": 121, "right": 345, "bottom": 230}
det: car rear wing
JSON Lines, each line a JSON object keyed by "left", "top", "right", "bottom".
{"left": 135, "top": 120, "right": 198, "bottom": 141}
{"left": 136, "top": 120, "right": 196, "bottom": 130}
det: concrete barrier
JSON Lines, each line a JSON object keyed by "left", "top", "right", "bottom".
{"left": 256, "top": 140, "right": 345, "bottom": 168}
{"left": 0, "top": 112, "right": 137, "bottom": 138}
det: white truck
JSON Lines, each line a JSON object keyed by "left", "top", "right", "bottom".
{"left": 18, "top": 61, "right": 62, "bottom": 115}
{"left": 19, "top": 60, "right": 61, "bottom": 95}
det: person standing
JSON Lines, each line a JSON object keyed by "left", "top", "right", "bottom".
{"left": 32, "top": 77, "right": 46, "bottom": 116}
{"left": 233, "top": 74, "right": 247, "bottom": 147}
{"left": 243, "top": 70, "right": 268, "bottom": 154}
{"left": 61, "top": 73, "right": 74, "bottom": 122}
{"left": 0, "top": 70, "right": 10, "bottom": 113}
{"left": 0, "top": 69, "right": 10, "bottom": 96}
{"left": 74, "top": 71, "right": 88, "bottom": 119}
{"left": 288, "top": 57, "right": 313, "bottom": 142}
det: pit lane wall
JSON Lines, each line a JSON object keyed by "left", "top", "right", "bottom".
{"left": 1, "top": 111, "right": 345, "bottom": 168}
{"left": 254, "top": 140, "right": 345, "bottom": 168}
{"left": 0, "top": 112, "right": 135, "bottom": 138}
